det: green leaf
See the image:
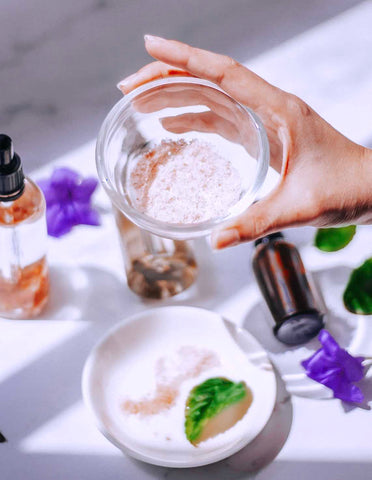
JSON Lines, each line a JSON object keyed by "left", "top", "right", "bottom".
{"left": 343, "top": 258, "right": 372, "bottom": 314}
{"left": 185, "top": 377, "right": 248, "bottom": 444}
{"left": 314, "top": 226, "right": 356, "bottom": 252}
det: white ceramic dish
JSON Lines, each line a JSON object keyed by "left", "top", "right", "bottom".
{"left": 82, "top": 306, "right": 276, "bottom": 467}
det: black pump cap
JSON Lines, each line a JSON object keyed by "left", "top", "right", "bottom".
{"left": 254, "top": 232, "right": 284, "bottom": 247}
{"left": 274, "top": 311, "right": 325, "bottom": 346}
{"left": 0, "top": 134, "right": 25, "bottom": 201}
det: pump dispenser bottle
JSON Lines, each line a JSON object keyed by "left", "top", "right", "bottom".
{"left": 252, "top": 232, "right": 324, "bottom": 345}
{"left": 0, "top": 134, "right": 49, "bottom": 318}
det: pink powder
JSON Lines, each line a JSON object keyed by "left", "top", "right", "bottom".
{"left": 128, "top": 139, "right": 242, "bottom": 224}
{"left": 121, "top": 346, "right": 220, "bottom": 416}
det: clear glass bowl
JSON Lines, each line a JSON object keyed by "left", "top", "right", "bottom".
{"left": 96, "top": 77, "right": 269, "bottom": 240}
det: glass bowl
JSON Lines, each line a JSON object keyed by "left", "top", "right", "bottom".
{"left": 96, "top": 77, "right": 269, "bottom": 240}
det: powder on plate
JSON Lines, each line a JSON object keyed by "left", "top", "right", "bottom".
{"left": 121, "top": 346, "right": 220, "bottom": 416}
{"left": 128, "top": 139, "right": 242, "bottom": 224}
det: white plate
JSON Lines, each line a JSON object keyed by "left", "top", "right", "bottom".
{"left": 82, "top": 306, "right": 276, "bottom": 467}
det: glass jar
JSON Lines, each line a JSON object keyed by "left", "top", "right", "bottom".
{"left": 114, "top": 208, "right": 197, "bottom": 299}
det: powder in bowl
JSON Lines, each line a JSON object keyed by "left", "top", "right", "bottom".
{"left": 127, "top": 139, "right": 242, "bottom": 224}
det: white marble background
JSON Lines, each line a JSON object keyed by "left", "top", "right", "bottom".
{"left": 0, "top": 0, "right": 365, "bottom": 169}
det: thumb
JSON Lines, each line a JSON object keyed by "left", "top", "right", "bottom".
{"left": 211, "top": 185, "right": 303, "bottom": 249}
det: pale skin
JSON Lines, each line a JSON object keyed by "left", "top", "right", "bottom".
{"left": 118, "top": 35, "right": 372, "bottom": 249}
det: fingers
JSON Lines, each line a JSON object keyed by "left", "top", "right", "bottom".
{"left": 131, "top": 85, "right": 236, "bottom": 117}
{"left": 211, "top": 182, "right": 316, "bottom": 249}
{"left": 161, "top": 111, "right": 241, "bottom": 143}
{"left": 211, "top": 194, "right": 287, "bottom": 249}
{"left": 117, "top": 61, "right": 192, "bottom": 94}
{"left": 117, "top": 36, "right": 287, "bottom": 171}
{"left": 144, "top": 35, "right": 283, "bottom": 111}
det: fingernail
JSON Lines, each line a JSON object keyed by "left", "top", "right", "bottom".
{"left": 144, "top": 34, "right": 165, "bottom": 43}
{"left": 211, "top": 229, "right": 240, "bottom": 249}
{"left": 116, "top": 79, "right": 127, "bottom": 92}
{"left": 116, "top": 73, "right": 137, "bottom": 93}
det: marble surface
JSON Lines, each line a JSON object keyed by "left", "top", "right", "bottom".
{"left": 0, "top": 0, "right": 363, "bottom": 169}
{"left": 1, "top": 2, "right": 372, "bottom": 480}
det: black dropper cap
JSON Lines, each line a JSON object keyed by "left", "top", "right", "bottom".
{"left": 274, "top": 312, "right": 324, "bottom": 346}
{"left": 252, "top": 230, "right": 324, "bottom": 345}
{"left": 0, "top": 134, "right": 25, "bottom": 201}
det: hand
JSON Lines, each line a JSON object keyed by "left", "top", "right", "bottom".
{"left": 118, "top": 35, "right": 372, "bottom": 249}
{"left": 130, "top": 83, "right": 245, "bottom": 146}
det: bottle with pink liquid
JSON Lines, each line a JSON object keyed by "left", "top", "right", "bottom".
{"left": 0, "top": 134, "right": 49, "bottom": 319}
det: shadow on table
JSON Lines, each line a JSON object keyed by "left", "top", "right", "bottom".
{"left": 258, "top": 459, "right": 372, "bottom": 480}
{"left": 0, "top": 264, "right": 142, "bottom": 445}
{"left": 2, "top": 451, "right": 372, "bottom": 480}
{"left": 38, "top": 264, "right": 135, "bottom": 322}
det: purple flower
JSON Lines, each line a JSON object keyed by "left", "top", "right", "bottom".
{"left": 38, "top": 167, "right": 100, "bottom": 238}
{"left": 301, "top": 330, "right": 365, "bottom": 403}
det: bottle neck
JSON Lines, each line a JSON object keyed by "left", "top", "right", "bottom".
{"left": 0, "top": 135, "right": 25, "bottom": 201}
{"left": 0, "top": 182, "right": 25, "bottom": 202}
{"left": 254, "top": 232, "right": 284, "bottom": 247}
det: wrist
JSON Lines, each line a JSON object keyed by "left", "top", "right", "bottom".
{"left": 356, "top": 147, "right": 372, "bottom": 224}
{"left": 362, "top": 146, "right": 372, "bottom": 163}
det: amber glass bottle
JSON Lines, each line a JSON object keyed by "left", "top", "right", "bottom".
{"left": 252, "top": 232, "right": 324, "bottom": 345}
{"left": 114, "top": 208, "right": 197, "bottom": 299}
{"left": 0, "top": 135, "right": 49, "bottom": 318}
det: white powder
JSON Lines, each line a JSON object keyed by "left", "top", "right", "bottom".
{"left": 128, "top": 139, "right": 242, "bottom": 224}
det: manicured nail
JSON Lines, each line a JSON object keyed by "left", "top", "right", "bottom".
{"left": 211, "top": 229, "right": 240, "bottom": 249}
{"left": 144, "top": 34, "right": 166, "bottom": 43}
{"left": 116, "top": 73, "right": 137, "bottom": 93}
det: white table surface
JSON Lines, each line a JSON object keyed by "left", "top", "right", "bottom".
{"left": 1, "top": 3, "right": 372, "bottom": 479}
